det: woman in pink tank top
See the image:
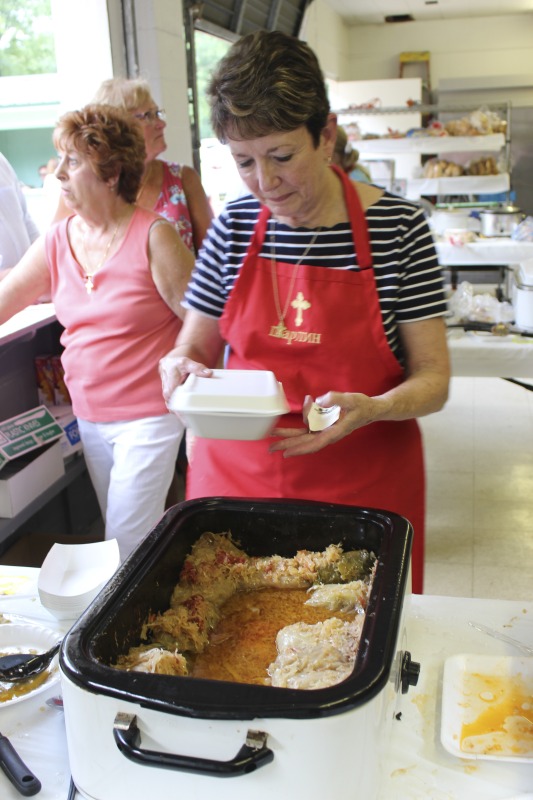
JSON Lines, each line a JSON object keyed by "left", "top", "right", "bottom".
{"left": 0, "top": 104, "right": 195, "bottom": 562}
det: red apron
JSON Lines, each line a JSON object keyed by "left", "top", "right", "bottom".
{"left": 187, "top": 166, "right": 425, "bottom": 592}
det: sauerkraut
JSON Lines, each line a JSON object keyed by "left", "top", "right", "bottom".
{"left": 113, "top": 532, "right": 376, "bottom": 689}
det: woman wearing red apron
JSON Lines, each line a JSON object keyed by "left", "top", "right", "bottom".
{"left": 160, "top": 32, "right": 450, "bottom": 593}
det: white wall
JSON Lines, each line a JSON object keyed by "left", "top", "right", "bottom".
{"left": 304, "top": 6, "right": 533, "bottom": 104}
{"left": 132, "top": 0, "right": 192, "bottom": 165}
{"left": 300, "top": 1, "right": 350, "bottom": 79}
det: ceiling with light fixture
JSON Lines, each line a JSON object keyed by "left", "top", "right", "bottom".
{"left": 322, "top": 0, "right": 533, "bottom": 26}
{"left": 190, "top": 0, "right": 533, "bottom": 40}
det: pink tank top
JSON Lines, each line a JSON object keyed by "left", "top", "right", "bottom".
{"left": 45, "top": 206, "right": 182, "bottom": 422}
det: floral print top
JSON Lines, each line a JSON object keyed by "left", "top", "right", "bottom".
{"left": 154, "top": 161, "right": 194, "bottom": 252}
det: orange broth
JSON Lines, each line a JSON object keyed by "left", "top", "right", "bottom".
{"left": 191, "top": 587, "right": 355, "bottom": 685}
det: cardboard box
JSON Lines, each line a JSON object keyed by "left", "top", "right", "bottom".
{"left": 50, "top": 355, "right": 71, "bottom": 405}
{"left": 49, "top": 405, "right": 83, "bottom": 459}
{"left": 34, "top": 355, "right": 56, "bottom": 406}
{"left": 0, "top": 405, "right": 64, "bottom": 471}
{"left": 34, "top": 355, "right": 71, "bottom": 407}
{"left": 0, "top": 440, "right": 65, "bottom": 518}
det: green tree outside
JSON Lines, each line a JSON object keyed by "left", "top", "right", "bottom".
{"left": 0, "top": 0, "right": 56, "bottom": 76}
{"left": 195, "top": 31, "right": 231, "bottom": 140}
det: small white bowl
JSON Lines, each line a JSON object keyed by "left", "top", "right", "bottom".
{"left": 168, "top": 369, "right": 290, "bottom": 440}
{"left": 38, "top": 540, "right": 120, "bottom": 620}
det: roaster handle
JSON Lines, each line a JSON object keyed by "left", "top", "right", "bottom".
{"left": 113, "top": 713, "right": 274, "bottom": 777}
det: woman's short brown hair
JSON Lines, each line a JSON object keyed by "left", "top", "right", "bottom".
{"left": 53, "top": 104, "right": 145, "bottom": 203}
{"left": 208, "top": 30, "right": 330, "bottom": 146}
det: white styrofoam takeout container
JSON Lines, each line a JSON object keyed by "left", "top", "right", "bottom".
{"left": 168, "top": 369, "right": 290, "bottom": 440}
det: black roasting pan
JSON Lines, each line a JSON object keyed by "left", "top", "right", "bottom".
{"left": 60, "top": 497, "right": 413, "bottom": 721}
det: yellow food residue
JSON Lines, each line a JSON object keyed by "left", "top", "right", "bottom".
{"left": 460, "top": 670, "right": 533, "bottom": 757}
{"left": 0, "top": 575, "right": 31, "bottom": 596}
{"left": 0, "top": 669, "right": 52, "bottom": 703}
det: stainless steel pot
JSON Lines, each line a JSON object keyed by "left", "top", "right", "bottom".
{"left": 480, "top": 205, "right": 524, "bottom": 237}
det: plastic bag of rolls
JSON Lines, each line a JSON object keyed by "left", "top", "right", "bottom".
{"left": 423, "top": 158, "right": 464, "bottom": 178}
{"left": 466, "top": 156, "right": 499, "bottom": 176}
{"left": 444, "top": 107, "right": 507, "bottom": 137}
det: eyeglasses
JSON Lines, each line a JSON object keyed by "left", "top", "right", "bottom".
{"left": 132, "top": 108, "right": 166, "bottom": 124}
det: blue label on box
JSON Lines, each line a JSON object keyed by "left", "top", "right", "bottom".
{"left": 63, "top": 419, "right": 80, "bottom": 446}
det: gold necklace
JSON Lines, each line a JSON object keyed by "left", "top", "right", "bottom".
{"left": 81, "top": 220, "right": 120, "bottom": 294}
{"left": 269, "top": 221, "right": 321, "bottom": 336}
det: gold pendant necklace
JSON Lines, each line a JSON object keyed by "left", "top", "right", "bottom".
{"left": 81, "top": 220, "right": 121, "bottom": 294}
{"left": 269, "top": 221, "right": 321, "bottom": 335}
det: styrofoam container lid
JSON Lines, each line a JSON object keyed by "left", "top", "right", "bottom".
{"left": 168, "top": 369, "right": 290, "bottom": 416}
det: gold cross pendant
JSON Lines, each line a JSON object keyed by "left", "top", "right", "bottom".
{"left": 272, "top": 320, "right": 286, "bottom": 337}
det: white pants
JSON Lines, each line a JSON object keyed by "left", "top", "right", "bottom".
{"left": 77, "top": 414, "right": 184, "bottom": 562}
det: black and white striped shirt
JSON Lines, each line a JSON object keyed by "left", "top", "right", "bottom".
{"left": 184, "top": 191, "right": 447, "bottom": 360}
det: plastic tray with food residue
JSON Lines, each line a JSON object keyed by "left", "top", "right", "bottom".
{"left": 441, "top": 653, "right": 533, "bottom": 762}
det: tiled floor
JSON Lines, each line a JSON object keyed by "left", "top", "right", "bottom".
{"left": 420, "top": 375, "right": 533, "bottom": 599}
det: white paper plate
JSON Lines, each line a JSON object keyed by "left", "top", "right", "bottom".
{"left": 441, "top": 653, "right": 533, "bottom": 762}
{"left": 0, "top": 621, "right": 60, "bottom": 708}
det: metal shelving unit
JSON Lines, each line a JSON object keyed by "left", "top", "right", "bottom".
{"left": 334, "top": 102, "right": 512, "bottom": 203}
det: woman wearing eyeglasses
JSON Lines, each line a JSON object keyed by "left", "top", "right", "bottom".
{"left": 95, "top": 78, "right": 213, "bottom": 253}
{"left": 54, "top": 78, "right": 213, "bottom": 254}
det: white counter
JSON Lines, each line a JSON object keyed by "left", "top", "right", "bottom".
{"left": 438, "top": 238, "right": 533, "bottom": 377}
{"left": 0, "top": 566, "right": 531, "bottom": 799}
{"left": 0, "top": 566, "right": 71, "bottom": 800}
{"left": 382, "top": 594, "right": 533, "bottom": 799}
{"left": 2, "top": 304, "right": 531, "bottom": 381}
{"left": 447, "top": 328, "right": 533, "bottom": 378}
{"left": 0, "top": 304, "right": 56, "bottom": 347}
{"left": 437, "top": 239, "right": 533, "bottom": 267}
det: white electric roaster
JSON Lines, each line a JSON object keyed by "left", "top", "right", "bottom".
{"left": 59, "top": 497, "right": 419, "bottom": 800}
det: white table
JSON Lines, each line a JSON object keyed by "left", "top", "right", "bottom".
{"left": 447, "top": 328, "right": 533, "bottom": 378}
{"left": 0, "top": 566, "right": 71, "bottom": 800}
{"left": 436, "top": 238, "right": 533, "bottom": 378}
{"left": 437, "top": 239, "right": 533, "bottom": 268}
{"left": 2, "top": 304, "right": 532, "bottom": 382}
{"left": 381, "top": 595, "right": 533, "bottom": 799}
{"left": 1, "top": 568, "right": 532, "bottom": 800}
